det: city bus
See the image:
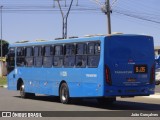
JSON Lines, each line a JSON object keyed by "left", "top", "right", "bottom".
{"left": 7, "top": 34, "right": 155, "bottom": 104}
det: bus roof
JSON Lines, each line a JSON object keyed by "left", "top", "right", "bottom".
{"left": 9, "top": 34, "right": 152, "bottom": 47}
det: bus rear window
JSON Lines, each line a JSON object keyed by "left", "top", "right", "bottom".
{"left": 107, "top": 36, "right": 154, "bottom": 60}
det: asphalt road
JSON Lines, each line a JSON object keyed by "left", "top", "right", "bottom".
{"left": 0, "top": 87, "right": 160, "bottom": 120}
{"left": 155, "top": 84, "right": 160, "bottom": 93}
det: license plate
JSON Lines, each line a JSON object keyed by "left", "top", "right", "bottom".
{"left": 134, "top": 65, "right": 147, "bottom": 74}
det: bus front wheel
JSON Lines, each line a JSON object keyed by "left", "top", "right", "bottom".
{"left": 59, "top": 83, "right": 71, "bottom": 104}
{"left": 20, "top": 83, "right": 35, "bottom": 98}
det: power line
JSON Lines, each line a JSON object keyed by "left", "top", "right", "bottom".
{"left": 113, "top": 10, "right": 160, "bottom": 24}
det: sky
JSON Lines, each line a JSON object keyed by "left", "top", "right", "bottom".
{"left": 1, "top": 0, "right": 160, "bottom": 45}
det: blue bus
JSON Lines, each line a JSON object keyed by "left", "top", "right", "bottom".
{"left": 7, "top": 34, "right": 155, "bottom": 104}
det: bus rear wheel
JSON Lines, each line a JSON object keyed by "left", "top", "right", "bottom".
{"left": 20, "top": 83, "right": 35, "bottom": 98}
{"left": 59, "top": 83, "right": 71, "bottom": 104}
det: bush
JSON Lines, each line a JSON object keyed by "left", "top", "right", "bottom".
{"left": 0, "top": 77, "right": 7, "bottom": 85}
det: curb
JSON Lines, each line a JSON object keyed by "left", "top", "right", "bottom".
{"left": 0, "top": 85, "right": 7, "bottom": 88}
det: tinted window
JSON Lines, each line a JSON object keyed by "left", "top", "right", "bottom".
{"left": 34, "top": 57, "right": 43, "bottom": 67}
{"left": 88, "top": 56, "right": 100, "bottom": 67}
{"left": 64, "top": 44, "right": 75, "bottom": 67}
{"left": 26, "top": 47, "right": 33, "bottom": 57}
{"left": 88, "top": 42, "right": 100, "bottom": 55}
{"left": 43, "top": 46, "right": 53, "bottom": 67}
{"left": 55, "top": 45, "right": 63, "bottom": 55}
{"left": 95, "top": 43, "right": 100, "bottom": 54}
{"left": 65, "top": 44, "right": 75, "bottom": 55}
{"left": 7, "top": 48, "right": 15, "bottom": 68}
{"left": 53, "top": 56, "right": 63, "bottom": 67}
{"left": 44, "top": 46, "right": 53, "bottom": 56}
{"left": 16, "top": 47, "right": 25, "bottom": 66}
{"left": 88, "top": 43, "right": 95, "bottom": 55}
{"left": 87, "top": 42, "right": 100, "bottom": 67}
{"left": 76, "top": 55, "right": 87, "bottom": 67}
{"left": 76, "top": 43, "right": 87, "bottom": 55}
{"left": 25, "top": 47, "right": 33, "bottom": 67}
{"left": 7, "top": 48, "right": 15, "bottom": 73}
{"left": 34, "top": 46, "right": 42, "bottom": 67}
{"left": 8, "top": 48, "right": 15, "bottom": 57}
{"left": 17, "top": 47, "right": 24, "bottom": 56}
{"left": 53, "top": 45, "right": 63, "bottom": 67}
{"left": 34, "top": 46, "right": 42, "bottom": 57}
{"left": 64, "top": 56, "right": 75, "bottom": 67}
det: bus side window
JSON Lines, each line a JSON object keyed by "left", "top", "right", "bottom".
{"left": 76, "top": 43, "right": 87, "bottom": 67}
{"left": 54, "top": 45, "right": 63, "bottom": 55}
{"left": 7, "top": 47, "right": 15, "bottom": 73}
{"left": 87, "top": 42, "right": 100, "bottom": 68}
{"left": 34, "top": 46, "right": 43, "bottom": 67}
{"left": 16, "top": 47, "right": 25, "bottom": 66}
{"left": 95, "top": 43, "right": 100, "bottom": 54}
{"left": 88, "top": 43, "right": 95, "bottom": 55}
{"left": 25, "top": 47, "right": 34, "bottom": 67}
{"left": 43, "top": 46, "right": 53, "bottom": 68}
{"left": 53, "top": 45, "right": 63, "bottom": 67}
{"left": 64, "top": 44, "right": 75, "bottom": 67}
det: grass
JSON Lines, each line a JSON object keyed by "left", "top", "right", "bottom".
{"left": 0, "top": 77, "right": 7, "bottom": 85}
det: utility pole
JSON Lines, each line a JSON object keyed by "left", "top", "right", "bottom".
{"left": 106, "top": 0, "right": 111, "bottom": 34}
{"left": 0, "top": 6, "right": 3, "bottom": 77}
{"left": 90, "top": 0, "right": 112, "bottom": 34}
{"left": 55, "top": 0, "right": 74, "bottom": 39}
{"left": 0, "top": 6, "right": 3, "bottom": 58}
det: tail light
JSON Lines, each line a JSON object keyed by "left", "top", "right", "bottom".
{"left": 150, "top": 64, "right": 155, "bottom": 84}
{"left": 105, "top": 65, "right": 112, "bottom": 85}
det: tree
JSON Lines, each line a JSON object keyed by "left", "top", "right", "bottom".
{"left": 0, "top": 40, "right": 9, "bottom": 57}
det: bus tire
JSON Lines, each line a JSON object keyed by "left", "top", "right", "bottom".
{"left": 59, "top": 83, "right": 71, "bottom": 104}
{"left": 20, "top": 83, "right": 35, "bottom": 98}
{"left": 97, "top": 97, "right": 116, "bottom": 105}
{"left": 20, "top": 83, "right": 27, "bottom": 98}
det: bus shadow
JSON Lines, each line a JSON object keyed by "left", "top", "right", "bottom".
{"left": 79, "top": 99, "right": 160, "bottom": 110}
{"left": 15, "top": 96, "right": 60, "bottom": 103}
{"left": 14, "top": 96, "right": 160, "bottom": 110}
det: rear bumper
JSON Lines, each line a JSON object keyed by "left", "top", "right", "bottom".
{"left": 104, "top": 85, "right": 155, "bottom": 97}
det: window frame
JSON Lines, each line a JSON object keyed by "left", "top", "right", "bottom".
{"left": 7, "top": 47, "right": 15, "bottom": 68}
{"left": 43, "top": 45, "right": 53, "bottom": 68}
{"left": 64, "top": 43, "right": 75, "bottom": 68}
{"left": 53, "top": 45, "right": 64, "bottom": 67}
{"left": 87, "top": 41, "right": 101, "bottom": 68}
{"left": 16, "top": 47, "right": 25, "bottom": 67}
{"left": 33, "top": 46, "right": 43, "bottom": 68}
{"left": 25, "top": 46, "right": 34, "bottom": 67}
{"left": 75, "top": 43, "right": 87, "bottom": 68}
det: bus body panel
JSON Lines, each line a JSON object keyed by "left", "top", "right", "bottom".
{"left": 104, "top": 35, "right": 155, "bottom": 96}
{"left": 7, "top": 70, "right": 17, "bottom": 90}
{"left": 7, "top": 34, "right": 155, "bottom": 98}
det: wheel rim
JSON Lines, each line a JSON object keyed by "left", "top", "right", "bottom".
{"left": 20, "top": 84, "right": 24, "bottom": 97}
{"left": 61, "top": 86, "right": 67, "bottom": 101}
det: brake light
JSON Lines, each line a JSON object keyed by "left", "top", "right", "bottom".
{"left": 105, "top": 65, "right": 112, "bottom": 85}
{"left": 150, "top": 64, "right": 155, "bottom": 84}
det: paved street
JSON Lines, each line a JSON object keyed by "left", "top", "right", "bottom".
{"left": 0, "top": 86, "right": 160, "bottom": 120}
{"left": 0, "top": 86, "right": 160, "bottom": 111}
{"left": 155, "top": 84, "right": 160, "bottom": 93}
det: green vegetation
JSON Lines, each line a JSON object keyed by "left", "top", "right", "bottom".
{"left": 0, "top": 77, "right": 7, "bottom": 85}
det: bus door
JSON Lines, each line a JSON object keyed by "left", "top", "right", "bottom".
{"left": 7, "top": 47, "right": 16, "bottom": 90}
